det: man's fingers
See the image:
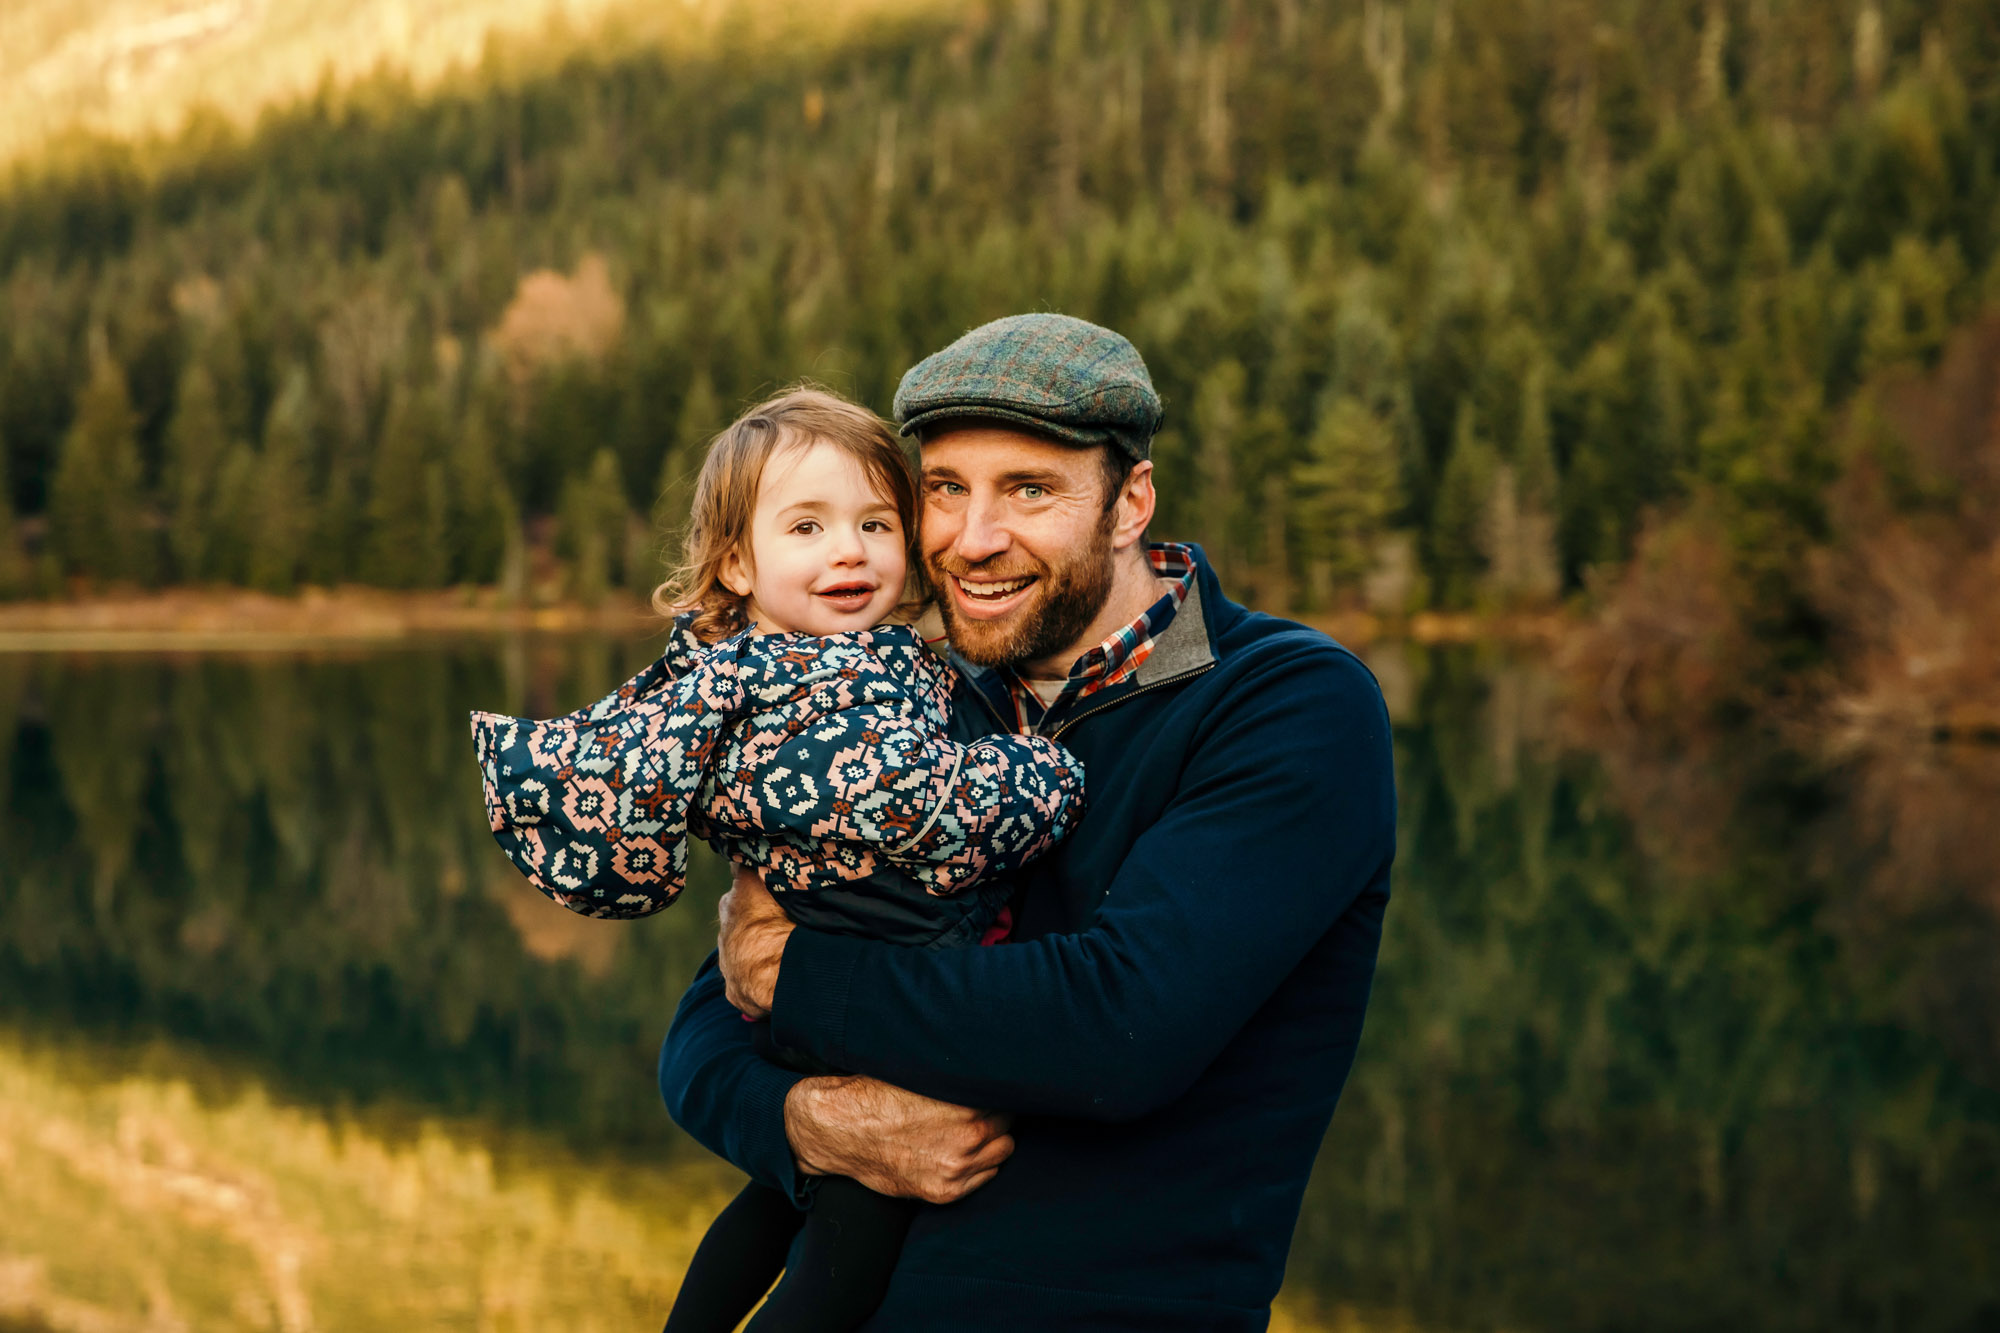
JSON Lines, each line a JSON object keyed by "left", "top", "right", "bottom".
{"left": 950, "top": 1166, "right": 1002, "bottom": 1201}
{"left": 961, "top": 1134, "right": 1014, "bottom": 1177}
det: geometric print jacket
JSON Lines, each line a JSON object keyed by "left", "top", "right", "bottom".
{"left": 471, "top": 616, "right": 1086, "bottom": 948}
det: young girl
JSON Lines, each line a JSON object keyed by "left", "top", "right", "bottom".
{"left": 470, "top": 387, "right": 1085, "bottom": 1332}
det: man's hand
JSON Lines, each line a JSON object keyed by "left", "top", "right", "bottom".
{"left": 718, "top": 864, "right": 794, "bottom": 1018}
{"left": 786, "top": 1075, "right": 1014, "bottom": 1205}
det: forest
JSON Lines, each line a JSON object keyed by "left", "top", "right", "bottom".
{"left": 1, "top": 0, "right": 1996, "bottom": 701}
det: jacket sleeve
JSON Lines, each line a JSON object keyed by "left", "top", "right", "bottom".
{"left": 705, "top": 642, "right": 1086, "bottom": 897}
{"left": 658, "top": 952, "right": 812, "bottom": 1202}
{"left": 767, "top": 640, "right": 1394, "bottom": 1121}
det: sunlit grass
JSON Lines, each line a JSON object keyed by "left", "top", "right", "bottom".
{"left": 0, "top": 1030, "right": 738, "bottom": 1330}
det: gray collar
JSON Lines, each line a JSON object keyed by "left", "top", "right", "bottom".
{"left": 1131, "top": 572, "right": 1215, "bottom": 686}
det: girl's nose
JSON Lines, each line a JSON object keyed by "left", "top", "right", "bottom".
{"left": 828, "top": 524, "right": 868, "bottom": 564}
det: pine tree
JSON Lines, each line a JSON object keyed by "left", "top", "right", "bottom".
{"left": 650, "top": 370, "right": 722, "bottom": 572}
{"left": 1190, "top": 360, "right": 1247, "bottom": 580}
{"left": 446, "top": 408, "right": 514, "bottom": 586}
{"left": 1430, "top": 403, "right": 1500, "bottom": 608}
{"left": 165, "top": 361, "right": 227, "bottom": 580}
{"left": 248, "top": 369, "right": 315, "bottom": 593}
{"left": 1491, "top": 359, "right": 1562, "bottom": 604}
{"left": 1294, "top": 394, "right": 1402, "bottom": 605}
{"left": 49, "top": 351, "right": 154, "bottom": 584}
{"left": 560, "top": 448, "right": 630, "bottom": 604}
{"left": 205, "top": 442, "right": 259, "bottom": 583}
{"left": 366, "top": 388, "right": 449, "bottom": 588}
{"left": 0, "top": 434, "right": 28, "bottom": 599}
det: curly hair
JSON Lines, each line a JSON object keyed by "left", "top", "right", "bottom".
{"left": 652, "top": 385, "right": 927, "bottom": 642}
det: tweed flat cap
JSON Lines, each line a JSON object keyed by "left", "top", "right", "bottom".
{"left": 894, "top": 313, "right": 1163, "bottom": 461}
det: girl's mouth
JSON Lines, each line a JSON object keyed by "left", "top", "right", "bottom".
{"left": 814, "top": 583, "right": 878, "bottom": 610}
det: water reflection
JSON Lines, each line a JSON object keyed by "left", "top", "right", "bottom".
{"left": 0, "top": 641, "right": 1995, "bottom": 1331}
{"left": 0, "top": 1028, "right": 737, "bottom": 1331}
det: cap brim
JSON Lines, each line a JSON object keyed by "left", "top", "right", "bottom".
{"left": 898, "top": 404, "right": 1115, "bottom": 451}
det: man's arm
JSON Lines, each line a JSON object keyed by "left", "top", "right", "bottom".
{"left": 748, "top": 642, "right": 1395, "bottom": 1122}
{"left": 659, "top": 955, "right": 813, "bottom": 1201}
{"left": 660, "top": 953, "right": 1017, "bottom": 1203}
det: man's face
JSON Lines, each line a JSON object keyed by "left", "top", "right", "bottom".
{"left": 919, "top": 427, "right": 1124, "bottom": 668}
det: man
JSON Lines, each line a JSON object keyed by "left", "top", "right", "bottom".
{"left": 660, "top": 314, "right": 1395, "bottom": 1330}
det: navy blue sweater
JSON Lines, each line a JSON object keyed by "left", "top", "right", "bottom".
{"left": 660, "top": 549, "right": 1395, "bottom": 1331}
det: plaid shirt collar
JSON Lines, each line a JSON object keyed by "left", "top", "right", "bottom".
{"left": 997, "top": 542, "right": 1196, "bottom": 734}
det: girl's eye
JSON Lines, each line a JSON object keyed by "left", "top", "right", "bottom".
{"left": 862, "top": 519, "right": 895, "bottom": 533}
{"left": 791, "top": 520, "right": 821, "bottom": 535}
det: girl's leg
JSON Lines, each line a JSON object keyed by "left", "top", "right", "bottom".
{"left": 741, "top": 1176, "right": 918, "bottom": 1333}
{"left": 663, "top": 1181, "right": 808, "bottom": 1333}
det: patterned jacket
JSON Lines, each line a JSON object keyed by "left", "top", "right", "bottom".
{"left": 471, "top": 618, "right": 1086, "bottom": 948}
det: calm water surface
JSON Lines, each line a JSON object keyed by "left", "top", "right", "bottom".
{"left": 1, "top": 638, "right": 1995, "bottom": 1331}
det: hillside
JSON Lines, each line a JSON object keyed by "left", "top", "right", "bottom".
{"left": 0, "top": 0, "right": 1996, "bottom": 710}
{"left": 0, "top": 0, "right": 954, "bottom": 167}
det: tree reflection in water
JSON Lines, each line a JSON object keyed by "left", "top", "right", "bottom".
{"left": 0, "top": 641, "right": 1994, "bottom": 1331}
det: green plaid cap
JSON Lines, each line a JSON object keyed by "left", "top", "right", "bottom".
{"left": 894, "top": 313, "right": 1163, "bottom": 461}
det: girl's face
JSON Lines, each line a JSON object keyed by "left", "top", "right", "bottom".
{"left": 720, "top": 439, "right": 908, "bottom": 637}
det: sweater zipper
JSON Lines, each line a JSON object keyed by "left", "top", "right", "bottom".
{"left": 1046, "top": 664, "right": 1214, "bottom": 742}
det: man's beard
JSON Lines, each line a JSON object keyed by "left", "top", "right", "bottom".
{"left": 928, "top": 513, "right": 1117, "bottom": 669}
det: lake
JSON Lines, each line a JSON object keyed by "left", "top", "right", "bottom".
{"left": 1, "top": 636, "right": 1995, "bottom": 1331}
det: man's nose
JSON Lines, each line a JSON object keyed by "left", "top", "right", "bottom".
{"left": 953, "top": 497, "right": 1012, "bottom": 564}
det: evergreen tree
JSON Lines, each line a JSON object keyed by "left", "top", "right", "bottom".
{"left": 204, "top": 442, "right": 259, "bottom": 584}
{"left": 446, "top": 408, "right": 514, "bottom": 587}
{"left": 248, "top": 369, "right": 315, "bottom": 593}
{"left": 1492, "top": 358, "right": 1561, "bottom": 605}
{"left": 0, "top": 434, "right": 28, "bottom": 599}
{"left": 560, "top": 448, "right": 630, "bottom": 604}
{"left": 165, "top": 361, "right": 227, "bottom": 580}
{"left": 650, "top": 370, "right": 722, "bottom": 573}
{"left": 49, "top": 350, "right": 154, "bottom": 584}
{"left": 1294, "top": 394, "right": 1401, "bottom": 605}
{"left": 366, "top": 388, "right": 449, "bottom": 589}
{"left": 1430, "top": 404, "right": 1500, "bottom": 608}
{"left": 1190, "top": 360, "right": 1247, "bottom": 582}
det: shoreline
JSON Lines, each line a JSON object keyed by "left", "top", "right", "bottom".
{"left": 0, "top": 587, "right": 663, "bottom": 652}
{"left": 0, "top": 588, "right": 1576, "bottom": 651}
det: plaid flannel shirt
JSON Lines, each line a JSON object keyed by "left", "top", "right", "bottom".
{"left": 995, "top": 542, "right": 1196, "bottom": 735}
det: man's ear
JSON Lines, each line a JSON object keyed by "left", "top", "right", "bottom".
{"left": 1111, "top": 460, "right": 1156, "bottom": 551}
{"left": 719, "top": 543, "right": 754, "bottom": 597}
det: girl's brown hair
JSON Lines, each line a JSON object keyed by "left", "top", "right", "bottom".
{"left": 652, "top": 385, "right": 926, "bottom": 642}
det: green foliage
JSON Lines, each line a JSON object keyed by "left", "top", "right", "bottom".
{"left": 0, "top": 0, "right": 1993, "bottom": 632}
{"left": 165, "top": 360, "right": 228, "bottom": 580}
{"left": 1293, "top": 395, "right": 1400, "bottom": 601}
{"left": 365, "top": 388, "right": 450, "bottom": 588}
{"left": 1429, "top": 404, "right": 1500, "bottom": 607}
{"left": 559, "top": 449, "right": 634, "bottom": 603}
{"left": 0, "top": 436, "right": 27, "bottom": 599}
{"left": 248, "top": 369, "right": 315, "bottom": 593}
{"left": 47, "top": 351, "right": 153, "bottom": 584}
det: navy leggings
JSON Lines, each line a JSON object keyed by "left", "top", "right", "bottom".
{"left": 663, "top": 1176, "right": 917, "bottom": 1333}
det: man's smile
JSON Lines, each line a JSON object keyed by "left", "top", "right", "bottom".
{"left": 947, "top": 573, "right": 1041, "bottom": 619}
